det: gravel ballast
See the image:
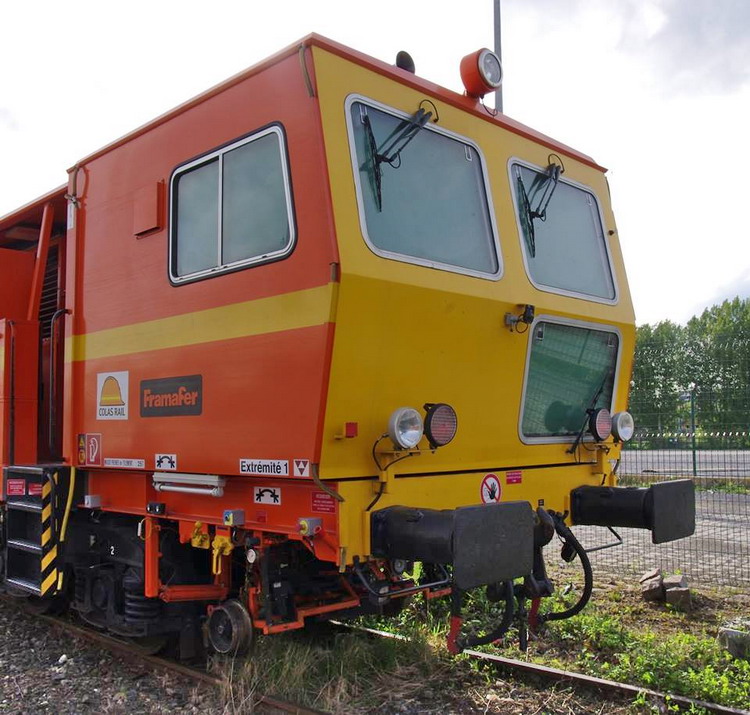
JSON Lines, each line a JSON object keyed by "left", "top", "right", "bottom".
{"left": 0, "top": 601, "right": 222, "bottom": 714}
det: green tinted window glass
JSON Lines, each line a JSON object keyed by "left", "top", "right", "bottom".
{"left": 522, "top": 322, "right": 618, "bottom": 439}
{"left": 350, "top": 101, "right": 499, "bottom": 276}
{"left": 513, "top": 164, "right": 615, "bottom": 299}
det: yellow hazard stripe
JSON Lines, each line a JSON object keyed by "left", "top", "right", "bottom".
{"left": 42, "top": 504, "right": 52, "bottom": 522}
{"left": 41, "top": 569, "right": 58, "bottom": 595}
{"left": 42, "top": 527, "right": 51, "bottom": 545}
{"left": 41, "top": 546, "right": 58, "bottom": 572}
{"left": 42, "top": 482, "right": 51, "bottom": 498}
{"left": 64, "top": 283, "right": 337, "bottom": 363}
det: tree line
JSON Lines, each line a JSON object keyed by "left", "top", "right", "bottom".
{"left": 628, "top": 297, "right": 750, "bottom": 446}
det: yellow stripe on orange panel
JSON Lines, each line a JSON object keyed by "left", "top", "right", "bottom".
{"left": 65, "top": 283, "right": 337, "bottom": 362}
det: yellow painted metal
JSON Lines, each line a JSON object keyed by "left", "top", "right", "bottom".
{"left": 64, "top": 283, "right": 336, "bottom": 363}
{"left": 191, "top": 522, "right": 211, "bottom": 550}
{"left": 312, "top": 47, "right": 635, "bottom": 562}
{"left": 211, "top": 534, "right": 234, "bottom": 575}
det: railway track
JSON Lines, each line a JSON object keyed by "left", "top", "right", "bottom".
{"left": 341, "top": 623, "right": 750, "bottom": 715}
{"left": 0, "top": 595, "right": 324, "bottom": 715}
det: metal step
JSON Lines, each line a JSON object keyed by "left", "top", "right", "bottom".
{"left": 5, "top": 577, "right": 41, "bottom": 596}
{"left": 6, "top": 500, "right": 42, "bottom": 513}
{"left": 6, "top": 538, "right": 43, "bottom": 555}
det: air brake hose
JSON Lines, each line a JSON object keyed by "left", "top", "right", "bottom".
{"left": 447, "top": 580, "right": 515, "bottom": 653}
{"left": 538, "top": 513, "right": 593, "bottom": 624}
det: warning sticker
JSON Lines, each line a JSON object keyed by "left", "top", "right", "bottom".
{"left": 506, "top": 470, "right": 522, "bottom": 485}
{"left": 103, "top": 458, "right": 146, "bottom": 469}
{"left": 254, "top": 487, "right": 281, "bottom": 505}
{"left": 6, "top": 479, "right": 25, "bottom": 496}
{"left": 86, "top": 434, "right": 103, "bottom": 466}
{"left": 480, "top": 474, "right": 502, "bottom": 504}
{"left": 77, "top": 434, "right": 86, "bottom": 465}
{"left": 28, "top": 483, "right": 43, "bottom": 496}
{"left": 312, "top": 491, "right": 336, "bottom": 514}
{"left": 293, "top": 459, "right": 310, "bottom": 478}
{"left": 97, "top": 371, "right": 129, "bottom": 420}
{"left": 240, "top": 459, "right": 289, "bottom": 477}
{"left": 155, "top": 453, "right": 177, "bottom": 471}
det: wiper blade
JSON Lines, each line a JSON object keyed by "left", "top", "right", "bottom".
{"left": 517, "top": 175, "right": 536, "bottom": 257}
{"left": 359, "top": 107, "right": 433, "bottom": 212}
{"left": 361, "top": 114, "right": 383, "bottom": 211}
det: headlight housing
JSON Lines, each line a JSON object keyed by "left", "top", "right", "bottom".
{"left": 611, "top": 411, "right": 635, "bottom": 442}
{"left": 424, "top": 403, "right": 458, "bottom": 448}
{"left": 388, "top": 407, "right": 424, "bottom": 449}
{"left": 589, "top": 408, "right": 612, "bottom": 442}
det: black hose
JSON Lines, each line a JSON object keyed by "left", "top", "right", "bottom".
{"left": 458, "top": 580, "right": 515, "bottom": 649}
{"left": 539, "top": 515, "right": 593, "bottom": 623}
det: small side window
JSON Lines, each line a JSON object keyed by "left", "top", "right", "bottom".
{"left": 170, "top": 126, "right": 294, "bottom": 283}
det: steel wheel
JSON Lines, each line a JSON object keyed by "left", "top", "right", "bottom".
{"left": 207, "top": 599, "right": 253, "bottom": 655}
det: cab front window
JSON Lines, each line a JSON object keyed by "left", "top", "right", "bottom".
{"left": 512, "top": 162, "right": 615, "bottom": 300}
{"left": 347, "top": 97, "right": 501, "bottom": 279}
{"left": 521, "top": 320, "right": 619, "bottom": 442}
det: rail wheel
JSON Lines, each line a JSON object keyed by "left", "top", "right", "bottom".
{"left": 207, "top": 599, "right": 253, "bottom": 655}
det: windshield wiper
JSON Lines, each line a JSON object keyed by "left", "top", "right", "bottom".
{"left": 518, "top": 163, "right": 563, "bottom": 257}
{"left": 360, "top": 107, "right": 433, "bottom": 212}
{"left": 567, "top": 372, "right": 609, "bottom": 455}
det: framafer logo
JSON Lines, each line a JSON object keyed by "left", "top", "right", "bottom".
{"left": 141, "top": 375, "right": 202, "bottom": 417}
{"left": 97, "top": 372, "right": 129, "bottom": 420}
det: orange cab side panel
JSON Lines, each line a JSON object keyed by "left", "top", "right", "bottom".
{"left": 63, "top": 51, "right": 339, "bottom": 478}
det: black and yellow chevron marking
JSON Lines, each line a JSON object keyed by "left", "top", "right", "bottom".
{"left": 40, "top": 473, "right": 58, "bottom": 596}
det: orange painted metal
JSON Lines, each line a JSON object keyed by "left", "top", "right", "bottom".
{"left": 26, "top": 202, "right": 54, "bottom": 321}
{"left": 0, "top": 319, "right": 40, "bottom": 469}
{"left": 159, "top": 584, "right": 228, "bottom": 603}
{"left": 143, "top": 516, "right": 161, "bottom": 598}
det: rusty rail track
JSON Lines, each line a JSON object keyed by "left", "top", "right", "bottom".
{"left": 341, "top": 623, "right": 750, "bottom": 715}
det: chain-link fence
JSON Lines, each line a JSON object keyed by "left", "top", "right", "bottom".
{"left": 573, "top": 432, "right": 750, "bottom": 586}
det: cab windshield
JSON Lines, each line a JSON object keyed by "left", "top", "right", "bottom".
{"left": 512, "top": 163, "right": 615, "bottom": 300}
{"left": 348, "top": 99, "right": 500, "bottom": 278}
{"left": 521, "top": 321, "right": 619, "bottom": 440}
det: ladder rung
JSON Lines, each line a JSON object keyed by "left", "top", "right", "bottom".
{"left": 5, "top": 577, "right": 41, "bottom": 596}
{"left": 6, "top": 538, "right": 43, "bottom": 555}
{"left": 6, "top": 500, "right": 43, "bottom": 513}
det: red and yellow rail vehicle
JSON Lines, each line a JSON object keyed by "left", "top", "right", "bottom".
{"left": 0, "top": 36, "right": 694, "bottom": 655}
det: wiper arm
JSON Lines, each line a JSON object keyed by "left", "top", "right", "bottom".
{"left": 376, "top": 107, "right": 433, "bottom": 165}
{"left": 529, "top": 163, "right": 562, "bottom": 222}
{"left": 359, "top": 107, "right": 433, "bottom": 212}
{"left": 518, "top": 163, "right": 563, "bottom": 257}
{"left": 567, "top": 374, "right": 608, "bottom": 455}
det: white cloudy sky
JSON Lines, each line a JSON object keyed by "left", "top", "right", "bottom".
{"left": 1, "top": 0, "right": 748, "bottom": 325}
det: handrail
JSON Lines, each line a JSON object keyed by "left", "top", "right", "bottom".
{"left": 48, "top": 309, "right": 70, "bottom": 460}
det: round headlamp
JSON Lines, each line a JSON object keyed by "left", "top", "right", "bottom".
{"left": 388, "top": 407, "right": 424, "bottom": 450}
{"left": 424, "top": 403, "right": 458, "bottom": 448}
{"left": 611, "top": 411, "right": 635, "bottom": 442}
{"left": 460, "top": 48, "right": 503, "bottom": 98}
{"left": 589, "top": 408, "right": 612, "bottom": 442}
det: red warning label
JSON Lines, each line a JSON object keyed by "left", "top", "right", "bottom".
{"left": 506, "top": 470, "right": 523, "bottom": 484}
{"left": 6, "top": 479, "right": 25, "bottom": 496}
{"left": 28, "top": 483, "right": 43, "bottom": 496}
{"left": 312, "top": 491, "right": 336, "bottom": 514}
